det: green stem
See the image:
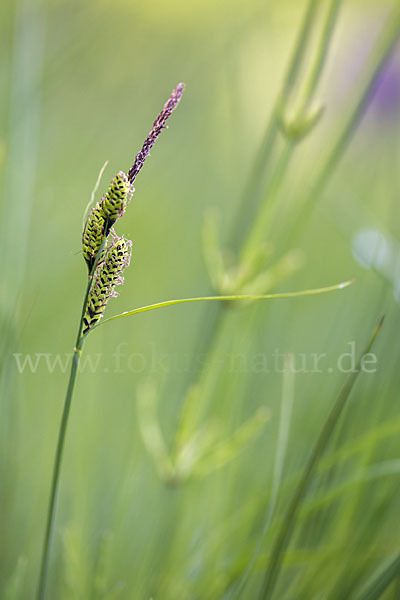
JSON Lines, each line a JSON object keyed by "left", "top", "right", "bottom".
{"left": 228, "top": 0, "right": 319, "bottom": 253}
{"left": 295, "top": 0, "right": 341, "bottom": 115}
{"left": 239, "top": 141, "right": 296, "bottom": 264}
{"left": 77, "top": 234, "right": 108, "bottom": 341}
{"left": 36, "top": 344, "right": 82, "bottom": 600}
{"left": 280, "top": 5, "right": 400, "bottom": 251}
{"left": 239, "top": 0, "right": 340, "bottom": 265}
{"left": 36, "top": 234, "right": 108, "bottom": 600}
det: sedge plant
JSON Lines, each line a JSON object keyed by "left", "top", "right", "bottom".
{"left": 36, "top": 82, "right": 352, "bottom": 600}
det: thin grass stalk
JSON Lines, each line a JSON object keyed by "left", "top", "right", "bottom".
{"left": 260, "top": 317, "right": 384, "bottom": 600}
{"left": 240, "top": 142, "right": 296, "bottom": 263}
{"left": 36, "top": 350, "right": 80, "bottom": 600}
{"left": 281, "top": 5, "right": 400, "bottom": 251}
{"left": 240, "top": 0, "right": 341, "bottom": 261}
{"left": 296, "top": 0, "right": 341, "bottom": 114}
{"left": 36, "top": 235, "right": 108, "bottom": 600}
{"left": 233, "top": 357, "right": 295, "bottom": 598}
{"left": 355, "top": 550, "right": 400, "bottom": 600}
{"left": 229, "top": 0, "right": 319, "bottom": 252}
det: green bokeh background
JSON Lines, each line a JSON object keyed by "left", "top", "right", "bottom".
{"left": 1, "top": 0, "right": 400, "bottom": 598}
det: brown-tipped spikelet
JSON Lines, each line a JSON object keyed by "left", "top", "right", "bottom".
{"left": 82, "top": 202, "right": 107, "bottom": 272}
{"left": 83, "top": 237, "right": 132, "bottom": 335}
{"left": 101, "top": 171, "right": 131, "bottom": 234}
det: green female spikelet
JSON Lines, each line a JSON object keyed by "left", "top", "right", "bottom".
{"left": 83, "top": 236, "right": 132, "bottom": 335}
{"left": 82, "top": 202, "right": 107, "bottom": 272}
{"left": 82, "top": 171, "right": 131, "bottom": 272}
{"left": 101, "top": 171, "right": 131, "bottom": 233}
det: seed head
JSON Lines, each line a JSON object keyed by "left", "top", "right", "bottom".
{"left": 82, "top": 171, "right": 131, "bottom": 272}
{"left": 101, "top": 171, "right": 131, "bottom": 233}
{"left": 128, "top": 83, "right": 184, "bottom": 184}
{"left": 82, "top": 202, "right": 107, "bottom": 272}
{"left": 82, "top": 84, "right": 183, "bottom": 274}
{"left": 83, "top": 236, "right": 132, "bottom": 335}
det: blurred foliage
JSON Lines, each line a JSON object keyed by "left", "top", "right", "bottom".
{"left": 1, "top": 0, "right": 400, "bottom": 598}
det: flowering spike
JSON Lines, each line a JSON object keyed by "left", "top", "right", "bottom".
{"left": 82, "top": 84, "right": 183, "bottom": 273}
{"left": 101, "top": 171, "right": 131, "bottom": 233}
{"left": 83, "top": 237, "right": 132, "bottom": 335}
{"left": 128, "top": 83, "right": 184, "bottom": 184}
{"left": 82, "top": 202, "right": 107, "bottom": 272}
{"left": 82, "top": 172, "right": 131, "bottom": 272}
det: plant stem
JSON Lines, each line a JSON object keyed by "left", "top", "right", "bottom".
{"left": 294, "top": 0, "right": 341, "bottom": 116}
{"left": 239, "top": 0, "right": 340, "bottom": 265}
{"left": 229, "top": 0, "right": 319, "bottom": 253}
{"left": 279, "top": 5, "right": 400, "bottom": 252}
{"left": 36, "top": 235, "right": 107, "bottom": 600}
{"left": 239, "top": 141, "right": 296, "bottom": 264}
{"left": 36, "top": 344, "right": 82, "bottom": 600}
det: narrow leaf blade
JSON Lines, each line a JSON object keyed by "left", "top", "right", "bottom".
{"left": 97, "top": 280, "right": 353, "bottom": 329}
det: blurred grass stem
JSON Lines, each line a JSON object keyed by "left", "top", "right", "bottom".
{"left": 229, "top": 0, "right": 319, "bottom": 252}
{"left": 260, "top": 317, "right": 384, "bottom": 599}
{"left": 240, "top": 0, "right": 340, "bottom": 262}
{"left": 281, "top": 4, "right": 400, "bottom": 250}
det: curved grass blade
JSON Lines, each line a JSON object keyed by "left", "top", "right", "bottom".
{"left": 94, "top": 280, "right": 352, "bottom": 330}
{"left": 355, "top": 550, "right": 400, "bottom": 600}
{"left": 234, "top": 356, "right": 296, "bottom": 598}
{"left": 260, "top": 316, "right": 384, "bottom": 599}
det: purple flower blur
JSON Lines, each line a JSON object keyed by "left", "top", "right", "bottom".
{"left": 369, "top": 52, "right": 400, "bottom": 117}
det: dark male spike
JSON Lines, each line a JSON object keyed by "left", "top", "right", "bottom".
{"left": 128, "top": 82, "right": 184, "bottom": 184}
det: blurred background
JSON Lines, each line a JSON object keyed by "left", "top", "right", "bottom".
{"left": 1, "top": 0, "right": 400, "bottom": 598}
